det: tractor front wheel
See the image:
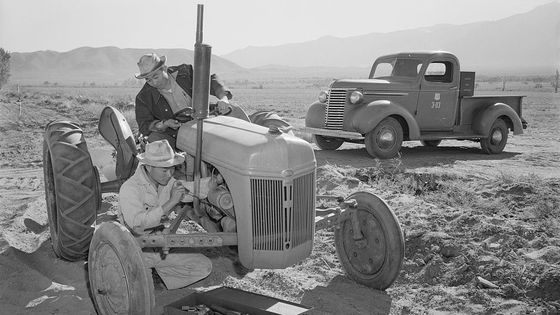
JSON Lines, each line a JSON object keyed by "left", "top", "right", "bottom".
{"left": 43, "top": 121, "right": 100, "bottom": 261}
{"left": 88, "top": 222, "right": 155, "bottom": 315}
{"left": 334, "top": 192, "right": 404, "bottom": 290}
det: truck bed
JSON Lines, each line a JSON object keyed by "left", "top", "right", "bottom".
{"left": 458, "top": 95, "right": 524, "bottom": 126}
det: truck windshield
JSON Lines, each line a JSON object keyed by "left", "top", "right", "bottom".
{"left": 370, "top": 58, "right": 423, "bottom": 79}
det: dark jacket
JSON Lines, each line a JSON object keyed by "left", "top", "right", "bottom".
{"left": 135, "top": 64, "right": 232, "bottom": 138}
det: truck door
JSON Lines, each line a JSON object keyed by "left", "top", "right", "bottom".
{"left": 416, "top": 60, "right": 459, "bottom": 131}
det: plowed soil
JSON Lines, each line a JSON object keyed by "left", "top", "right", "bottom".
{"left": 0, "top": 88, "right": 559, "bottom": 314}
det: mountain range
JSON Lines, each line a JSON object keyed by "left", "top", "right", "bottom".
{"left": 223, "top": 2, "right": 560, "bottom": 75}
{"left": 10, "top": 47, "right": 247, "bottom": 85}
{"left": 8, "top": 2, "right": 560, "bottom": 85}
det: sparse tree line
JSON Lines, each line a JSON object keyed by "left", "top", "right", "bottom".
{"left": 0, "top": 47, "right": 559, "bottom": 92}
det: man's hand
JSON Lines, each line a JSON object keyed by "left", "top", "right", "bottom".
{"left": 169, "top": 181, "right": 187, "bottom": 205}
{"left": 163, "top": 119, "right": 181, "bottom": 130}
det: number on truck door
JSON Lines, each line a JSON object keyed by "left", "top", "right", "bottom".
{"left": 416, "top": 60, "right": 459, "bottom": 131}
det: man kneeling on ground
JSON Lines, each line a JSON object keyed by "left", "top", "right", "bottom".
{"left": 118, "top": 139, "right": 212, "bottom": 289}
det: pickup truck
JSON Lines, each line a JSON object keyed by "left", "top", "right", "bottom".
{"left": 304, "top": 51, "right": 527, "bottom": 159}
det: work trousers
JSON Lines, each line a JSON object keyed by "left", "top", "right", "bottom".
{"left": 142, "top": 250, "right": 212, "bottom": 290}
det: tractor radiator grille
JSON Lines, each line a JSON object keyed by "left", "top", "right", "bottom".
{"left": 251, "top": 172, "right": 315, "bottom": 251}
{"left": 325, "top": 89, "right": 348, "bottom": 130}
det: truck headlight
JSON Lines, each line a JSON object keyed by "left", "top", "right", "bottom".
{"left": 318, "top": 90, "right": 328, "bottom": 103}
{"left": 349, "top": 90, "right": 363, "bottom": 104}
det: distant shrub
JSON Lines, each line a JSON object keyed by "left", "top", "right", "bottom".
{"left": 0, "top": 48, "right": 10, "bottom": 90}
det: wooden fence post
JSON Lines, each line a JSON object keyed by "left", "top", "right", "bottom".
{"left": 17, "top": 84, "right": 22, "bottom": 118}
{"left": 554, "top": 69, "right": 560, "bottom": 93}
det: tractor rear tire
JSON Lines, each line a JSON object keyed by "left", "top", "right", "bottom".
{"left": 88, "top": 222, "right": 155, "bottom": 315}
{"left": 480, "top": 118, "right": 508, "bottom": 154}
{"left": 335, "top": 192, "right": 404, "bottom": 290}
{"left": 43, "top": 121, "right": 100, "bottom": 261}
{"left": 314, "top": 135, "right": 344, "bottom": 150}
{"left": 364, "top": 117, "right": 403, "bottom": 159}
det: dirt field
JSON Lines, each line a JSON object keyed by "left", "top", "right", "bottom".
{"left": 0, "top": 86, "right": 559, "bottom": 314}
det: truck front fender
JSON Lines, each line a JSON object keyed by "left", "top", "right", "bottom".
{"left": 350, "top": 100, "right": 420, "bottom": 139}
{"left": 305, "top": 101, "right": 326, "bottom": 128}
{"left": 473, "top": 103, "right": 524, "bottom": 136}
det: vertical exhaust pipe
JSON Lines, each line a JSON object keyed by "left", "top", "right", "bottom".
{"left": 192, "top": 4, "right": 211, "bottom": 217}
{"left": 192, "top": 4, "right": 211, "bottom": 119}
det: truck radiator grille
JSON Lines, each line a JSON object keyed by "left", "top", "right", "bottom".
{"left": 325, "top": 89, "right": 347, "bottom": 130}
{"left": 251, "top": 172, "right": 315, "bottom": 251}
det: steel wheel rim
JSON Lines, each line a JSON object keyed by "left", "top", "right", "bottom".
{"left": 93, "top": 242, "right": 130, "bottom": 314}
{"left": 341, "top": 210, "right": 387, "bottom": 276}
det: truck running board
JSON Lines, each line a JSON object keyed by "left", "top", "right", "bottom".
{"left": 419, "top": 133, "right": 485, "bottom": 140}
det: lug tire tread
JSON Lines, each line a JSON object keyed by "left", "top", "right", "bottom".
{"left": 43, "top": 121, "right": 99, "bottom": 261}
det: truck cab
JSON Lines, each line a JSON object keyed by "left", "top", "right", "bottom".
{"left": 304, "top": 51, "right": 526, "bottom": 159}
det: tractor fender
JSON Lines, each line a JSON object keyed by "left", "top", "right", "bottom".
{"left": 305, "top": 101, "right": 327, "bottom": 128}
{"left": 249, "top": 110, "right": 292, "bottom": 134}
{"left": 473, "top": 103, "right": 524, "bottom": 136}
{"left": 227, "top": 103, "right": 251, "bottom": 122}
{"left": 98, "top": 106, "right": 138, "bottom": 180}
{"left": 350, "top": 100, "right": 420, "bottom": 139}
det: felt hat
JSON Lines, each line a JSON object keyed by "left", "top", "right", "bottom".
{"left": 135, "top": 53, "right": 167, "bottom": 79}
{"left": 137, "top": 140, "right": 184, "bottom": 167}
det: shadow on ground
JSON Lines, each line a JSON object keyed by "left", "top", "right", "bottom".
{"left": 301, "top": 275, "right": 392, "bottom": 315}
{"left": 315, "top": 144, "right": 521, "bottom": 170}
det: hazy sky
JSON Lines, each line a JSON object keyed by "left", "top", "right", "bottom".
{"left": 0, "top": 0, "right": 554, "bottom": 55}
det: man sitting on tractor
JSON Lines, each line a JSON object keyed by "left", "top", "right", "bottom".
{"left": 134, "top": 53, "right": 232, "bottom": 148}
{"left": 118, "top": 139, "right": 212, "bottom": 289}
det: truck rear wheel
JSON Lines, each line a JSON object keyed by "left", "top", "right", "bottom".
{"left": 314, "top": 135, "right": 344, "bottom": 150}
{"left": 481, "top": 118, "right": 508, "bottom": 154}
{"left": 43, "top": 121, "right": 100, "bottom": 261}
{"left": 88, "top": 222, "right": 155, "bottom": 315}
{"left": 335, "top": 192, "right": 404, "bottom": 290}
{"left": 420, "top": 140, "right": 442, "bottom": 147}
{"left": 365, "top": 117, "right": 403, "bottom": 159}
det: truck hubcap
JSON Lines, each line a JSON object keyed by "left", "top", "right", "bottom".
{"left": 378, "top": 130, "right": 395, "bottom": 149}
{"left": 491, "top": 129, "right": 503, "bottom": 144}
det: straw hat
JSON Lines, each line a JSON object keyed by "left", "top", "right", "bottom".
{"left": 137, "top": 140, "right": 184, "bottom": 167}
{"left": 135, "top": 53, "right": 167, "bottom": 79}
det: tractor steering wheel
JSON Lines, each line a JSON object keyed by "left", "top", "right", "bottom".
{"left": 174, "top": 104, "right": 232, "bottom": 122}
{"left": 209, "top": 103, "right": 232, "bottom": 117}
{"left": 174, "top": 108, "right": 194, "bottom": 123}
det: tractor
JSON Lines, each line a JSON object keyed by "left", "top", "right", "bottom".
{"left": 42, "top": 5, "right": 404, "bottom": 314}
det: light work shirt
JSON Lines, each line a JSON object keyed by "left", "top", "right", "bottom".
{"left": 118, "top": 164, "right": 177, "bottom": 233}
